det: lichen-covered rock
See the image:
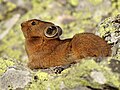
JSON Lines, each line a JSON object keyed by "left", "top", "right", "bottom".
{"left": 0, "top": 57, "right": 14, "bottom": 75}
{"left": 24, "top": 58, "right": 120, "bottom": 90}
{"left": 109, "top": 59, "right": 120, "bottom": 73}
{"left": 96, "top": 14, "right": 120, "bottom": 58}
{"left": 90, "top": 71, "right": 106, "bottom": 84}
{"left": 0, "top": 67, "right": 32, "bottom": 90}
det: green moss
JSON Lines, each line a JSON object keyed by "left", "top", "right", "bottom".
{"left": 112, "top": 10, "right": 120, "bottom": 16}
{"left": 69, "top": 0, "right": 79, "bottom": 6}
{"left": 0, "top": 14, "right": 3, "bottom": 20}
{"left": 6, "top": 2, "right": 16, "bottom": 12}
{"left": 98, "top": 17, "right": 116, "bottom": 37}
{"left": 73, "top": 12, "right": 82, "bottom": 19}
{"left": 0, "top": 58, "right": 14, "bottom": 75}
{"left": 62, "top": 59, "right": 120, "bottom": 89}
{"left": 26, "top": 81, "right": 47, "bottom": 90}
{"left": 82, "top": 12, "right": 92, "bottom": 20}
{"left": 49, "top": 78, "right": 62, "bottom": 90}
{"left": 24, "top": 58, "right": 120, "bottom": 89}
{"left": 88, "top": 0, "right": 103, "bottom": 5}
{"left": 105, "top": 72, "right": 120, "bottom": 88}
{"left": 0, "top": 0, "right": 3, "bottom": 3}
{"left": 35, "top": 71, "right": 49, "bottom": 81}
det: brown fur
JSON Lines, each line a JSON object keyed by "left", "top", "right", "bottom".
{"left": 21, "top": 19, "right": 111, "bottom": 69}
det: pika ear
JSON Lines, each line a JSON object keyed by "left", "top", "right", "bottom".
{"left": 44, "top": 25, "right": 62, "bottom": 38}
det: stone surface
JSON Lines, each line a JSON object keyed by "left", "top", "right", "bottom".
{"left": 0, "top": 67, "right": 32, "bottom": 90}
{"left": 90, "top": 70, "right": 106, "bottom": 84}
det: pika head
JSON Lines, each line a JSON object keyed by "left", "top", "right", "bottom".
{"left": 21, "top": 19, "right": 62, "bottom": 39}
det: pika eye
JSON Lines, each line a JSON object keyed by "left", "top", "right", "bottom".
{"left": 31, "top": 21, "right": 36, "bottom": 25}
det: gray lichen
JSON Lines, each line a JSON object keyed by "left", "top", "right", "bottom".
{"left": 0, "top": 67, "right": 32, "bottom": 90}
{"left": 96, "top": 14, "right": 120, "bottom": 59}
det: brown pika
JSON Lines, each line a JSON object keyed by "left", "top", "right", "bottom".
{"left": 21, "top": 19, "right": 111, "bottom": 69}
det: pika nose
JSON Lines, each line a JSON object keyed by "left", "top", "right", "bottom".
{"left": 21, "top": 22, "right": 26, "bottom": 27}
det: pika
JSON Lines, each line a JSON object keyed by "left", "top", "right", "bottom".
{"left": 21, "top": 19, "right": 111, "bottom": 69}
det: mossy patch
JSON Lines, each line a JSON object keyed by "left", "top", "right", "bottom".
{"left": 88, "top": 0, "right": 103, "bottom": 5}
{"left": 0, "top": 58, "right": 14, "bottom": 75}
{"left": 26, "top": 58, "right": 120, "bottom": 90}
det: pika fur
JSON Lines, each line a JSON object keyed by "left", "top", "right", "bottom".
{"left": 21, "top": 19, "right": 111, "bottom": 69}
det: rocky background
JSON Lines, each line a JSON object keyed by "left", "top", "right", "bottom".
{"left": 0, "top": 0, "right": 120, "bottom": 90}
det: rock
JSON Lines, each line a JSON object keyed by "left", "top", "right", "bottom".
{"left": 58, "top": 15, "right": 76, "bottom": 24}
{"left": 90, "top": 70, "right": 106, "bottom": 84}
{"left": 97, "top": 14, "right": 120, "bottom": 58}
{"left": 0, "top": 14, "right": 20, "bottom": 40}
{"left": 109, "top": 59, "right": 120, "bottom": 73}
{"left": 71, "top": 86, "right": 91, "bottom": 90}
{"left": 0, "top": 67, "right": 32, "bottom": 90}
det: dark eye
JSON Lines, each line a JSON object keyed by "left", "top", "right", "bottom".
{"left": 31, "top": 21, "right": 36, "bottom": 25}
{"left": 46, "top": 26, "right": 57, "bottom": 35}
{"left": 51, "top": 26, "right": 56, "bottom": 30}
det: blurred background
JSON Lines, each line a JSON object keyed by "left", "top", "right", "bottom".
{"left": 0, "top": 0, "right": 119, "bottom": 63}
